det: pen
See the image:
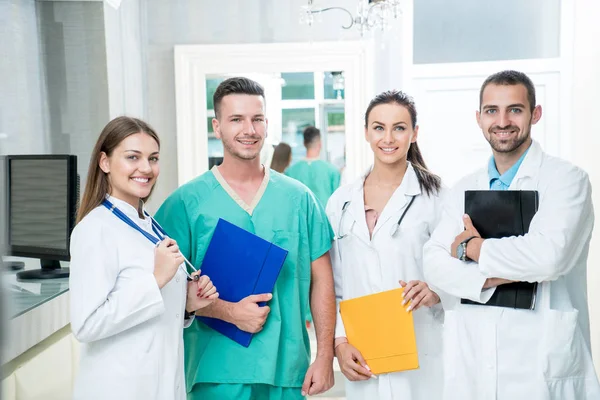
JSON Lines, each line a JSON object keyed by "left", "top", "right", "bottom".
{"left": 158, "top": 240, "right": 200, "bottom": 282}
{"left": 181, "top": 256, "right": 200, "bottom": 282}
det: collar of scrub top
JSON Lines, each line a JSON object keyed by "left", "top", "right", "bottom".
{"left": 101, "top": 197, "right": 199, "bottom": 281}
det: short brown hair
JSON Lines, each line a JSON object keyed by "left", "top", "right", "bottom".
{"left": 303, "top": 126, "right": 321, "bottom": 148}
{"left": 213, "top": 77, "right": 265, "bottom": 119}
{"left": 479, "top": 70, "right": 536, "bottom": 111}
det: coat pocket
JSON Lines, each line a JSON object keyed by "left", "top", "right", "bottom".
{"left": 441, "top": 311, "right": 460, "bottom": 380}
{"left": 415, "top": 321, "right": 443, "bottom": 357}
{"left": 541, "top": 309, "right": 583, "bottom": 380}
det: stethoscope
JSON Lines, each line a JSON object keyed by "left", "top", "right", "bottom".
{"left": 102, "top": 198, "right": 200, "bottom": 281}
{"left": 336, "top": 195, "right": 417, "bottom": 240}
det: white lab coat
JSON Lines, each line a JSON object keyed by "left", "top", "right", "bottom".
{"left": 423, "top": 141, "right": 600, "bottom": 400}
{"left": 70, "top": 196, "right": 191, "bottom": 400}
{"left": 326, "top": 163, "right": 445, "bottom": 400}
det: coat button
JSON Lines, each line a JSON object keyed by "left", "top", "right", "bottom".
{"left": 176, "top": 277, "right": 180, "bottom": 283}
{"left": 176, "top": 314, "right": 180, "bottom": 319}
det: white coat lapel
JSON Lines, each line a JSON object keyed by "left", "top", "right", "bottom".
{"left": 509, "top": 141, "right": 543, "bottom": 190}
{"left": 344, "top": 177, "right": 372, "bottom": 245}
{"left": 372, "top": 163, "right": 421, "bottom": 238}
{"left": 473, "top": 166, "right": 490, "bottom": 190}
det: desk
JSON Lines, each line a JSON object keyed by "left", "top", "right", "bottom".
{"left": 2, "top": 258, "right": 70, "bottom": 365}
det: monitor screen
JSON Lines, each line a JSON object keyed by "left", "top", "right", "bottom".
{"left": 6, "top": 155, "right": 78, "bottom": 264}
{"left": 9, "top": 159, "right": 69, "bottom": 251}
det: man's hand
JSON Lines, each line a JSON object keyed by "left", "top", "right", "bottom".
{"left": 451, "top": 214, "right": 483, "bottom": 261}
{"left": 399, "top": 280, "right": 440, "bottom": 312}
{"left": 334, "top": 342, "right": 373, "bottom": 382}
{"left": 230, "top": 293, "right": 272, "bottom": 333}
{"left": 301, "top": 354, "right": 334, "bottom": 396}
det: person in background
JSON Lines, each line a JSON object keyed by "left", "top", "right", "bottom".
{"left": 286, "top": 126, "right": 341, "bottom": 208}
{"left": 70, "top": 116, "right": 218, "bottom": 400}
{"left": 328, "top": 90, "right": 445, "bottom": 399}
{"left": 270, "top": 142, "right": 292, "bottom": 173}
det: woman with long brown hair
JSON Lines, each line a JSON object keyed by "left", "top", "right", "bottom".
{"left": 70, "top": 116, "right": 218, "bottom": 400}
{"left": 270, "top": 142, "right": 292, "bottom": 173}
{"left": 327, "top": 91, "right": 445, "bottom": 399}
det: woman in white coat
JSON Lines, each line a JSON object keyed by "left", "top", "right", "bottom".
{"left": 327, "top": 91, "right": 445, "bottom": 399}
{"left": 70, "top": 117, "right": 218, "bottom": 400}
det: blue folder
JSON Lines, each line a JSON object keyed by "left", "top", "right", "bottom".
{"left": 196, "top": 218, "right": 288, "bottom": 347}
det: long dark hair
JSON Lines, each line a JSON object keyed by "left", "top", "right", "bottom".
{"left": 76, "top": 116, "right": 160, "bottom": 224}
{"left": 270, "top": 142, "right": 292, "bottom": 173}
{"left": 365, "top": 90, "right": 441, "bottom": 196}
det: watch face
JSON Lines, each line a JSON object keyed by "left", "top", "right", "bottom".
{"left": 457, "top": 243, "right": 465, "bottom": 260}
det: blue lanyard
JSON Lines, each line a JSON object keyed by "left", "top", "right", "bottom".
{"left": 102, "top": 199, "right": 166, "bottom": 245}
{"left": 101, "top": 198, "right": 199, "bottom": 282}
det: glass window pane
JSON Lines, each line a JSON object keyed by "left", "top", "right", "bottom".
{"left": 282, "top": 108, "right": 315, "bottom": 161}
{"left": 206, "top": 78, "right": 225, "bottom": 109}
{"left": 324, "top": 72, "right": 345, "bottom": 100}
{"left": 208, "top": 138, "right": 223, "bottom": 157}
{"left": 207, "top": 117, "right": 214, "bottom": 134}
{"left": 327, "top": 111, "right": 345, "bottom": 128}
{"left": 413, "top": 0, "right": 560, "bottom": 64}
{"left": 281, "top": 72, "right": 315, "bottom": 100}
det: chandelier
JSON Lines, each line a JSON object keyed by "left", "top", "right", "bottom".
{"left": 300, "top": 0, "right": 402, "bottom": 36}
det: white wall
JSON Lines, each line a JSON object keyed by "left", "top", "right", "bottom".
{"left": 36, "top": 1, "right": 110, "bottom": 182}
{"left": 572, "top": 0, "right": 600, "bottom": 374}
{"left": 0, "top": 0, "right": 48, "bottom": 155}
{"left": 142, "top": 0, "right": 407, "bottom": 210}
{"left": 104, "top": 0, "right": 146, "bottom": 119}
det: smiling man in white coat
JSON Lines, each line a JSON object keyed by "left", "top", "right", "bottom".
{"left": 423, "top": 70, "right": 600, "bottom": 400}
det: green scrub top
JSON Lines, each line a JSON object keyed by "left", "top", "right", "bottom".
{"left": 285, "top": 159, "right": 341, "bottom": 208}
{"left": 155, "top": 167, "right": 334, "bottom": 390}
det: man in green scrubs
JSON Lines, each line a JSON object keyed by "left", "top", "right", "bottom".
{"left": 155, "top": 77, "right": 336, "bottom": 400}
{"left": 285, "top": 126, "right": 341, "bottom": 208}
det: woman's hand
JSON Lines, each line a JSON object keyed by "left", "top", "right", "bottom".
{"left": 335, "top": 342, "right": 375, "bottom": 381}
{"left": 186, "top": 272, "right": 219, "bottom": 312}
{"left": 154, "top": 238, "right": 184, "bottom": 288}
{"left": 399, "top": 280, "right": 440, "bottom": 312}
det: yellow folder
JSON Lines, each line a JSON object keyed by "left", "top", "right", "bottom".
{"left": 340, "top": 288, "right": 419, "bottom": 375}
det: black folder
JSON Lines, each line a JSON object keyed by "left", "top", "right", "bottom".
{"left": 461, "top": 190, "right": 539, "bottom": 310}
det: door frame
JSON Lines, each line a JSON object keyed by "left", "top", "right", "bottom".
{"left": 174, "top": 41, "right": 375, "bottom": 185}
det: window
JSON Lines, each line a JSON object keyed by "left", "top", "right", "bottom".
{"left": 413, "top": 0, "right": 561, "bottom": 64}
{"left": 281, "top": 72, "right": 314, "bottom": 100}
{"left": 204, "top": 71, "right": 346, "bottom": 168}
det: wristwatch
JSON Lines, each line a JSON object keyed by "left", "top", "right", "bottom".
{"left": 456, "top": 236, "right": 477, "bottom": 261}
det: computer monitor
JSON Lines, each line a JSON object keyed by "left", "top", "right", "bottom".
{"left": 5, "top": 155, "right": 78, "bottom": 280}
